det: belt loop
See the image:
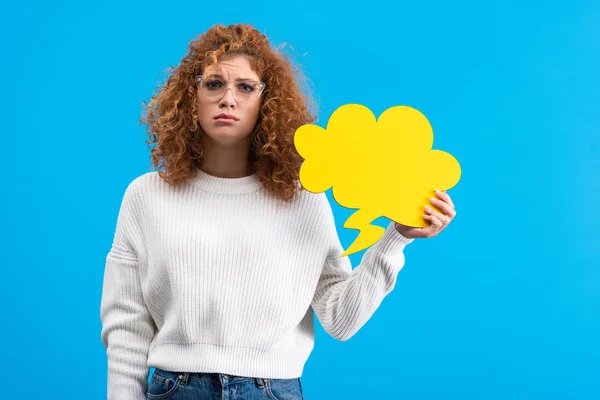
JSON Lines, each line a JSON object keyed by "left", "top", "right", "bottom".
{"left": 255, "top": 377, "right": 265, "bottom": 388}
{"left": 178, "top": 372, "right": 190, "bottom": 385}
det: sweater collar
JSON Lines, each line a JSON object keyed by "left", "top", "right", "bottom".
{"left": 187, "top": 168, "right": 262, "bottom": 195}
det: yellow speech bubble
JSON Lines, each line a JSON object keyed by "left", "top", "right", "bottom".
{"left": 294, "top": 104, "right": 461, "bottom": 258}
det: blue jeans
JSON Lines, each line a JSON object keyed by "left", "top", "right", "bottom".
{"left": 146, "top": 368, "right": 305, "bottom": 399}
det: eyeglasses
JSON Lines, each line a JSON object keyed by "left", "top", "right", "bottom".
{"left": 195, "top": 75, "right": 266, "bottom": 104}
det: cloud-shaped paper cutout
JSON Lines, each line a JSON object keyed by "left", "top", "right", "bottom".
{"left": 294, "top": 104, "right": 461, "bottom": 258}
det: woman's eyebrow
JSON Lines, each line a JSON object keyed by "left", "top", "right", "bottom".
{"left": 207, "top": 73, "right": 257, "bottom": 81}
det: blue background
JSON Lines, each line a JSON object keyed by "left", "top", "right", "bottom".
{"left": 1, "top": 0, "right": 598, "bottom": 399}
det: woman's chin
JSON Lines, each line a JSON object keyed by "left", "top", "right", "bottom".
{"left": 204, "top": 129, "right": 250, "bottom": 143}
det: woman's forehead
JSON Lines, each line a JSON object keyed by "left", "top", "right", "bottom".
{"left": 204, "top": 56, "right": 259, "bottom": 79}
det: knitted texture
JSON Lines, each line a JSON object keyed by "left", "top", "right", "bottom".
{"left": 100, "top": 169, "right": 414, "bottom": 399}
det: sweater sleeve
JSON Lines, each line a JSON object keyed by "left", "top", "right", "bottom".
{"left": 100, "top": 181, "right": 156, "bottom": 400}
{"left": 311, "top": 194, "right": 414, "bottom": 341}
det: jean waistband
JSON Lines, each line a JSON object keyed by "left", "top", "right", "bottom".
{"left": 154, "top": 368, "right": 270, "bottom": 387}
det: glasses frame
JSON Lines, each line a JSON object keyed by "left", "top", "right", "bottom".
{"left": 195, "top": 75, "right": 266, "bottom": 104}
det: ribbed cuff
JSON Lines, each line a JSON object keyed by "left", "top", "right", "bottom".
{"left": 374, "top": 221, "right": 415, "bottom": 253}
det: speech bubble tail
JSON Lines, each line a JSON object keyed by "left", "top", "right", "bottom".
{"left": 339, "top": 225, "right": 384, "bottom": 258}
{"left": 338, "top": 209, "right": 386, "bottom": 258}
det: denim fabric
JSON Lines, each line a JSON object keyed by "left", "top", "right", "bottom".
{"left": 146, "top": 368, "right": 305, "bottom": 400}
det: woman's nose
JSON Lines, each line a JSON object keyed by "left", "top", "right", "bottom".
{"left": 219, "top": 87, "right": 236, "bottom": 108}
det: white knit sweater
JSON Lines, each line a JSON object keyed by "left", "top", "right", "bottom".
{"left": 100, "top": 168, "right": 414, "bottom": 399}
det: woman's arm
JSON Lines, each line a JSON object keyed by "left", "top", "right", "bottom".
{"left": 311, "top": 194, "right": 414, "bottom": 341}
{"left": 100, "top": 181, "right": 156, "bottom": 400}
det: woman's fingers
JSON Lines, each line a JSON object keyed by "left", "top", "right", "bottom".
{"left": 429, "top": 197, "right": 456, "bottom": 218}
{"left": 423, "top": 214, "right": 443, "bottom": 233}
{"left": 436, "top": 190, "right": 455, "bottom": 209}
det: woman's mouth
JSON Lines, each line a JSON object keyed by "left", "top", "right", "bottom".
{"left": 214, "top": 113, "right": 239, "bottom": 123}
{"left": 214, "top": 118, "right": 237, "bottom": 123}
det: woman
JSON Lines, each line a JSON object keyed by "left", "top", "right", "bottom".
{"left": 100, "top": 23, "right": 456, "bottom": 400}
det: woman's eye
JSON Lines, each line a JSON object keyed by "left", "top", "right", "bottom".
{"left": 238, "top": 83, "right": 255, "bottom": 92}
{"left": 205, "top": 80, "right": 224, "bottom": 90}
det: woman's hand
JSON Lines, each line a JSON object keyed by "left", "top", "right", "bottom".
{"left": 394, "top": 190, "right": 456, "bottom": 239}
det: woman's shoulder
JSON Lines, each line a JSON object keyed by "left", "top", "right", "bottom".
{"left": 130, "top": 170, "right": 159, "bottom": 186}
{"left": 126, "top": 170, "right": 175, "bottom": 191}
{"left": 117, "top": 171, "right": 164, "bottom": 205}
{"left": 294, "top": 186, "right": 333, "bottom": 216}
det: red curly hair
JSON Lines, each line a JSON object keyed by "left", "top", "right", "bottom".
{"left": 139, "top": 23, "right": 317, "bottom": 201}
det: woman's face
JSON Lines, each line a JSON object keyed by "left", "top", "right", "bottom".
{"left": 196, "top": 55, "right": 262, "bottom": 146}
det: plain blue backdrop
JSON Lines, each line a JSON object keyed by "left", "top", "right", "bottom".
{"left": 1, "top": 0, "right": 598, "bottom": 399}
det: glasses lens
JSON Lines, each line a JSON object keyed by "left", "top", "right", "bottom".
{"left": 200, "top": 78, "right": 226, "bottom": 100}
{"left": 198, "top": 77, "right": 263, "bottom": 103}
{"left": 234, "top": 81, "right": 261, "bottom": 103}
